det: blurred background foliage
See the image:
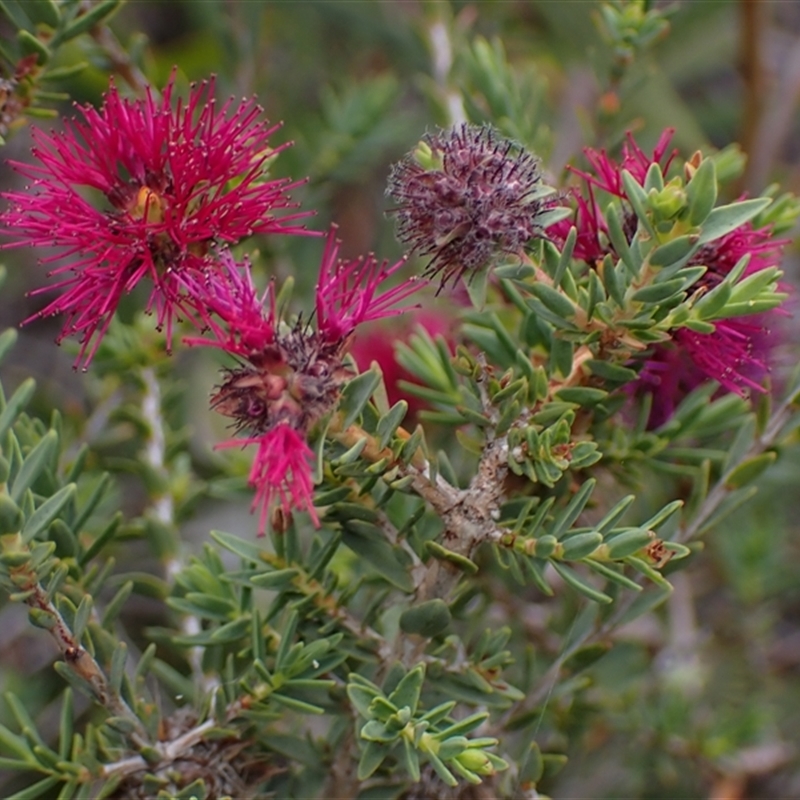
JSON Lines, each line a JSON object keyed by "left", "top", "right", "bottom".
{"left": 1, "top": 1, "right": 800, "bottom": 798}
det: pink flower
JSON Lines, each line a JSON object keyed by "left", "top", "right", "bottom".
{"left": 190, "top": 230, "right": 422, "bottom": 533}
{"left": 571, "top": 128, "right": 677, "bottom": 196}
{"left": 315, "top": 225, "right": 423, "bottom": 343}
{"left": 636, "top": 317, "right": 773, "bottom": 428}
{"left": 182, "top": 250, "right": 277, "bottom": 360}
{"left": 551, "top": 129, "right": 677, "bottom": 262}
{"left": 216, "top": 424, "right": 317, "bottom": 535}
{"left": 2, "top": 72, "right": 313, "bottom": 367}
{"left": 636, "top": 221, "right": 787, "bottom": 426}
{"left": 555, "top": 129, "right": 788, "bottom": 423}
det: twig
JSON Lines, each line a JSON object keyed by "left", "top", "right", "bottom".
{"left": 140, "top": 367, "right": 213, "bottom": 692}
{"left": 678, "top": 388, "right": 798, "bottom": 544}
{"left": 81, "top": 0, "right": 149, "bottom": 98}
{"left": 24, "top": 580, "right": 151, "bottom": 748}
{"left": 502, "top": 386, "right": 800, "bottom": 724}
{"left": 428, "top": 18, "right": 466, "bottom": 127}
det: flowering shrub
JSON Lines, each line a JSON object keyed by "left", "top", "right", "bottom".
{"left": 0, "top": 3, "right": 799, "bottom": 800}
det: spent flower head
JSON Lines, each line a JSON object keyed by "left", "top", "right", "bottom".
{"left": 191, "top": 228, "right": 423, "bottom": 532}
{"left": 1, "top": 71, "right": 313, "bottom": 367}
{"left": 387, "top": 123, "right": 558, "bottom": 286}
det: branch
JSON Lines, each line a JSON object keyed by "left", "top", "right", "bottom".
{"left": 23, "top": 579, "right": 151, "bottom": 749}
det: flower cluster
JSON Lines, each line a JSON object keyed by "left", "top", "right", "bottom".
{"left": 1, "top": 72, "right": 314, "bottom": 367}
{"left": 387, "top": 123, "right": 558, "bottom": 286}
{"left": 1, "top": 73, "right": 423, "bottom": 532}
{"left": 555, "top": 129, "right": 788, "bottom": 425}
{"left": 187, "top": 228, "right": 422, "bottom": 532}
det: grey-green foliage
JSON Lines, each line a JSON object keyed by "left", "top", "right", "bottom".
{"left": 1, "top": 2, "right": 800, "bottom": 799}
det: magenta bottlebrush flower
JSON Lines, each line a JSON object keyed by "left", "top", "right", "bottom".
{"left": 387, "top": 123, "right": 558, "bottom": 285}
{"left": 551, "top": 129, "right": 677, "bottom": 263}
{"left": 190, "top": 228, "right": 422, "bottom": 532}
{"left": 636, "top": 318, "right": 772, "bottom": 428}
{"left": 572, "top": 127, "right": 677, "bottom": 197}
{"left": 1, "top": 72, "right": 313, "bottom": 367}
{"left": 182, "top": 250, "right": 277, "bottom": 360}
{"left": 636, "top": 224, "right": 786, "bottom": 426}
{"left": 216, "top": 425, "right": 318, "bottom": 535}
{"left": 556, "top": 129, "right": 788, "bottom": 423}
{"left": 315, "top": 225, "right": 423, "bottom": 343}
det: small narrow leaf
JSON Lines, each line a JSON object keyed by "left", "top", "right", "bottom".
{"left": 339, "top": 369, "right": 382, "bottom": 429}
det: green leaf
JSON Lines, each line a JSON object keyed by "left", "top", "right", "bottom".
{"left": 339, "top": 369, "right": 382, "bottom": 429}
{"left": 0, "top": 494, "right": 23, "bottom": 535}
{"left": 632, "top": 277, "right": 688, "bottom": 304}
{"left": 424, "top": 540, "right": 478, "bottom": 574}
{"left": 438, "top": 713, "right": 490, "bottom": 740}
{"left": 425, "top": 749, "right": 458, "bottom": 787}
{"left": 649, "top": 235, "right": 699, "bottom": 268}
{"left": 600, "top": 257, "right": 626, "bottom": 307}
{"left": 697, "top": 486, "right": 758, "bottom": 536}
{"left": 561, "top": 643, "right": 611, "bottom": 675}
{"left": 26, "top": 0, "right": 61, "bottom": 27}
{"left": 11, "top": 430, "right": 58, "bottom": 502}
{"left": 605, "top": 528, "right": 653, "bottom": 559}
{"left": 72, "top": 595, "right": 92, "bottom": 642}
{"left": 341, "top": 524, "right": 414, "bottom": 593}
{"left": 553, "top": 387, "right": 607, "bottom": 405}
{"left": 553, "top": 227, "right": 577, "bottom": 289}
{"left": 0, "top": 328, "right": 17, "bottom": 364}
{"left": 465, "top": 267, "right": 489, "bottom": 309}
{"left": 621, "top": 170, "right": 656, "bottom": 236}
{"left": 58, "top": 690, "right": 73, "bottom": 760}
{"left": 399, "top": 600, "right": 451, "bottom": 638}
{"left": 527, "top": 282, "right": 576, "bottom": 320}
{"left": 376, "top": 401, "right": 408, "bottom": 449}
{"left": 625, "top": 556, "right": 672, "bottom": 589}
{"left": 584, "top": 559, "right": 643, "bottom": 591}
{"left": 605, "top": 203, "right": 637, "bottom": 275}
{"left": 55, "top": 0, "right": 121, "bottom": 42}
{"left": 727, "top": 266, "right": 781, "bottom": 305}
{"left": 100, "top": 581, "right": 133, "bottom": 628}
{"left": 400, "top": 736, "right": 421, "bottom": 782}
{"left": 686, "top": 158, "right": 717, "bottom": 226}
{"left": 549, "top": 561, "right": 612, "bottom": 604}
{"left": 210, "top": 530, "right": 267, "bottom": 563}
{"left": 550, "top": 478, "right": 595, "bottom": 539}
{"left": 722, "top": 416, "right": 756, "bottom": 474}
{"left": 271, "top": 692, "right": 326, "bottom": 715}
{"left": 16, "top": 29, "right": 50, "bottom": 64}
{"left": 694, "top": 280, "right": 732, "bottom": 319}
{"left": 20, "top": 483, "right": 76, "bottom": 544}
{"left": 541, "top": 753, "right": 568, "bottom": 780}
{"left": 0, "top": 1, "right": 33, "bottom": 30}
{"left": 4, "top": 776, "right": 61, "bottom": 800}
{"left": 697, "top": 198, "right": 770, "bottom": 245}
{"left": 108, "top": 642, "right": 127, "bottom": 696}
{"left": 615, "top": 585, "right": 673, "bottom": 627}
{"left": 0, "top": 378, "right": 35, "bottom": 440}
{"left": 0, "top": 722, "right": 35, "bottom": 762}
{"left": 208, "top": 616, "right": 251, "bottom": 644}
{"left": 724, "top": 452, "right": 776, "bottom": 489}
{"left": 347, "top": 680, "right": 381, "bottom": 719}
{"left": 560, "top": 532, "right": 603, "bottom": 560}
{"left": 357, "top": 741, "right": 391, "bottom": 780}
{"left": 519, "top": 741, "right": 544, "bottom": 784}
{"left": 388, "top": 664, "right": 425, "bottom": 715}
